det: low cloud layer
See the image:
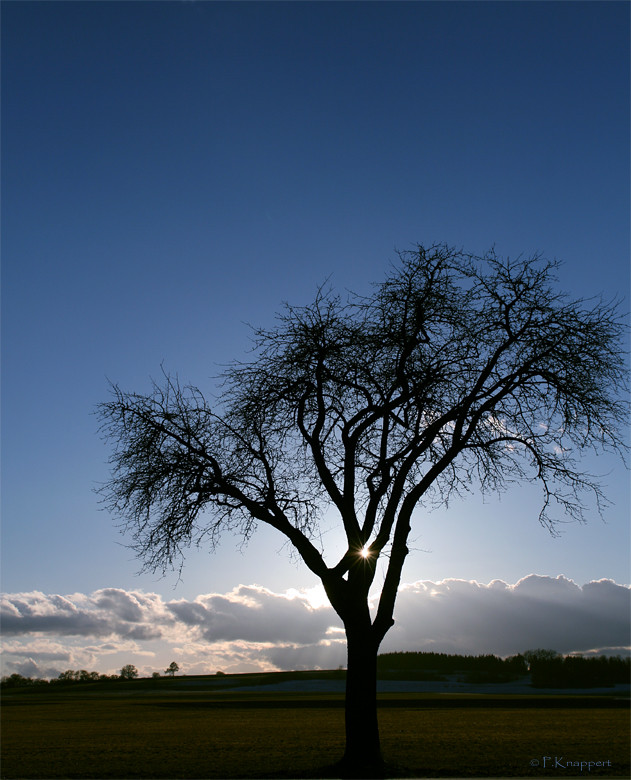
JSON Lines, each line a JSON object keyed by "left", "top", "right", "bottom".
{"left": 388, "top": 576, "right": 630, "bottom": 657}
{"left": 1, "top": 576, "right": 629, "bottom": 679}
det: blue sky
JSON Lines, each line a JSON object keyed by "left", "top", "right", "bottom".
{"left": 2, "top": 1, "right": 629, "bottom": 677}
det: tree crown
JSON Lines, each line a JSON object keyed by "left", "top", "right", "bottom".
{"left": 97, "top": 245, "right": 628, "bottom": 608}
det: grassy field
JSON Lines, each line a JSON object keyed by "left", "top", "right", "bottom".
{"left": 2, "top": 681, "right": 629, "bottom": 779}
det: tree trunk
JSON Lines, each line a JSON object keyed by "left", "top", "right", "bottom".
{"left": 339, "top": 623, "right": 385, "bottom": 776}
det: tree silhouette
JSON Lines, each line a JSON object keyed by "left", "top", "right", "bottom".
{"left": 166, "top": 661, "right": 179, "bottom": 677}
{"left": 119, "top": 664, "right": 138, "bottom": 680}
{"left": 97, "top": 244, "right": 628, "bottom": 775}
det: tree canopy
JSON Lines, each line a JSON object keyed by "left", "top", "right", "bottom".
{"left": 119, "top": 664, "right": 138, "bottom": 680}
{"left": 99, "top": 245, "right": 626, "bottom": 587}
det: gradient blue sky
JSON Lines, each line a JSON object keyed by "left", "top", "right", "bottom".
{"left": 2, "top": 1, "right": 629, "bottom": 677}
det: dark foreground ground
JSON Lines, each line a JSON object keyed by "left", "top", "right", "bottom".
{"left": 2, "top": 673, "right": 629, "bottom": 779}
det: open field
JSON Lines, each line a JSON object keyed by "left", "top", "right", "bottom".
{"left": 2, "top": 678, "right": 629, "bottom": 779}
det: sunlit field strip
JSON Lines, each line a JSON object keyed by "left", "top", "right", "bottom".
{"left": 2, "top": 692, "right": 629, "bottom": 778}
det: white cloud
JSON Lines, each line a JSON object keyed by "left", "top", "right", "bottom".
{"left": 167, "top": 585, "right": 337, "bottom": 644}
{"left": 1, "top": 576, "right": 628, "bottom": 679}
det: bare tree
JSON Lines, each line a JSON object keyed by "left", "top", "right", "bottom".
{"left": 97, "top": 245, "right": 628, "bottom": 774}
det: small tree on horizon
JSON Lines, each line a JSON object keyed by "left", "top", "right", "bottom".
{"left": 97, "top": 244, "right": 628, "bottom": 775}
{"left": 119, "top": 664, "right": 138, "bottom": 680}
{"left": 166, "top": 661, "right": 179, "bottom": 677}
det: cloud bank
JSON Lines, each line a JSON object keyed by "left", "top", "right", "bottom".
{"left": 2, "top": 576, "right": 629, "bottom": 679}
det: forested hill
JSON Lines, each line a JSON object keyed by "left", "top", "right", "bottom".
{"left": 377, "top": 650, "right": 630, "bottom": 688}
{"left": 376, "top": 651, "right": 526, "bottom": 678}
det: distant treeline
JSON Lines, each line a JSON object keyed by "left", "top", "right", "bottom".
{"left": 524, "top": 650, "right": 630, "bottom": 688}
{"left": 376, "top": 650, "right": 630, "bottom": 688}
{"left": 376, "top": 651, "right": 527, "bottom": 682}
{"left": 1, "top": 664, "right": 138, "bottom": 688}
{"left": 3, "top": 650, "right": 629, "bottom": 689}
{"left": 1, "top": 672, "right": 107, "bottom": 688}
